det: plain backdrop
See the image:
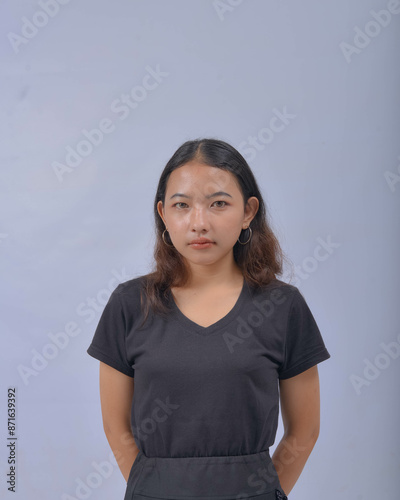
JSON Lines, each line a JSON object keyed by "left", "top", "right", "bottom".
{"left": 1, "top": 1, "right": 399, "bottom": 499}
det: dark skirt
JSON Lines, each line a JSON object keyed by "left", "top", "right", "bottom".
{"left": 124, "top": 449, "right": 288, "bottom": 500}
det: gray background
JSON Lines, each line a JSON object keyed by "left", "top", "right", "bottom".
{"left": 1, "top": 0, "right": 399, "bottom": 498}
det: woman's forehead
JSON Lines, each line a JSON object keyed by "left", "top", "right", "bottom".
{"left": 167, "top": 164, "right": 239, "bottom": 194}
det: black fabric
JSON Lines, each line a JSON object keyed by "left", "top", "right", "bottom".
{"left": 87, "top": 275, "right": 330, "bottom": 498}
{"left": 124, "top": 449, "right": 289, "bottom": 500}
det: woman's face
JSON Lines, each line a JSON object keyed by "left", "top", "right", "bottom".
{"left": 157, "top": 161, "right": 259, "bottom": 270}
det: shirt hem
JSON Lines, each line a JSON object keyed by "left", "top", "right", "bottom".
{"left": 87, "top": 343, "right": 135, "bottom": 377}
{"left": 278, "top": 347, "right": 331, "bottom": 379}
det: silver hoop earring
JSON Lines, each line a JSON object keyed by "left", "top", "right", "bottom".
{"left": 162, "top": 229, "right": 175, "bottom": 248}
{"left": 237, "top": 226, "right": 252, "bottom": 245}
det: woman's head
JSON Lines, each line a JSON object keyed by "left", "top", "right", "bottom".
{"left": 156, "top": 159, "right": 259, "bottom": 277}
{"left": 139, "top": 137, "right": 292, "bottom": 327}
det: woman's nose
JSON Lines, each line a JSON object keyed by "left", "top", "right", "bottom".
{"left": 190, "top": 207, "right": 209, "bottom": 228}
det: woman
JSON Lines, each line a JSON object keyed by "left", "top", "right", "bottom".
{"left": 87, "top": 138, "right": 331, "bottom": 499}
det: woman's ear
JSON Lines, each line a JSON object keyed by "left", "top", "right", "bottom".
{"left": 157, "top": 201, "right": 166, "bottom": 225}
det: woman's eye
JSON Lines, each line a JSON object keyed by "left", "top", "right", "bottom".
{"left": 173, "top": 201, "right": 227, "bottom": 209}
{"left": 213, "top": 201, "right": 227, "bottom": 208}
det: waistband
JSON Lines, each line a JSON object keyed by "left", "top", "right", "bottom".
{"left": 125, "top": 449, "right": 288, "bottom": 500}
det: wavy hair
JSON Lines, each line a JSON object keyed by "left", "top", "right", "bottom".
{"left": 137, "top": 137, "right": 293, "bottom": 329}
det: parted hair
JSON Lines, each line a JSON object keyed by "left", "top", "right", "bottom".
{"left": 137, "top": 137, "right": 293, "bottom": 329}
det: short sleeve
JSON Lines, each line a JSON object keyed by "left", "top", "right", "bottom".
{"left": 87, "top": 286, "right": 135, "bottom": 377}
{"left": 278, "top": 288, "right": 331, "bottom": 380}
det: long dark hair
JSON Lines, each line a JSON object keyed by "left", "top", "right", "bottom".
{"left": 137, "top": 137, "right": 293, "bottom": 329}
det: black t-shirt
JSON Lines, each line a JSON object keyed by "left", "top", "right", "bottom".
{"left": 87, "top": 275, "right": 331, "bottom": 459}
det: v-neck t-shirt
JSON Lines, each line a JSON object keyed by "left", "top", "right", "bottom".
{"left": 87, "top": 275, "right": 331, "bottom": 499}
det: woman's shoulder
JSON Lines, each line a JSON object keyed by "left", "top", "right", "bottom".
{"left": 250, "top": 277, "right": 298, "bottom": 297}
{"left": 113, "top": 273, "right": 149, "bottom": 295}
{"left": 109, "top": 274, "right": 153, "bottom": 319}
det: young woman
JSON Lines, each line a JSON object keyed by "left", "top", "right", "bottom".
{"left": 87, "top": 138, "right": 331, "bottom": 500}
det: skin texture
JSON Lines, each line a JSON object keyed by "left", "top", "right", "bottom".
{"left": 100, "top": 162, "right": 322, "bottom": 494}
{"left": 274, "top": 366, "right": 321, "bottom": 495}
{"left": 157, "top": 161, "right": 259, "bottom": 292}
{"left": 99, "top": 362, "right": 137, "bottom": 482}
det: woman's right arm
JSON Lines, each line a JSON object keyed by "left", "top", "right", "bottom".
{"left": 99, "top": 361, "right": 139, "bottom": 482}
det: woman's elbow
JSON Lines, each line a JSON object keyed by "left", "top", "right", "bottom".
{"left": 102, "top": 418, "right": 131, "bottom": 438}
{"left": 284, "top": 422, "right": 320, "bottom": 444}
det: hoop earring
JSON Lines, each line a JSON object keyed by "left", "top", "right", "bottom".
{"left": 162, "top": 229, "right": 175, "bottom": 248}
{"left": 237, "top": 226, "right": 252, "bottom": 245}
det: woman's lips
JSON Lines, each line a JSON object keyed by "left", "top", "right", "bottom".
{"left": 189, "top": 242, "right": 214, "bottom": 249}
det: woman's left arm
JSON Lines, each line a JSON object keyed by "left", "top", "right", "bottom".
{"left": 272, "top": 365, "right": 322, "bottom": 496}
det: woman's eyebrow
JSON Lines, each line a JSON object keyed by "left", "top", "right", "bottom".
{"left": 169, "top": 191, "right": 233, "bottom": 200}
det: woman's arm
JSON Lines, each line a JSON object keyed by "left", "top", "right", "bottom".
{"left": 272, "top": 365, "right": 321, "bottom": 496}
{"left": 99, "top": 361, "right": 139, "bottom": 482}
